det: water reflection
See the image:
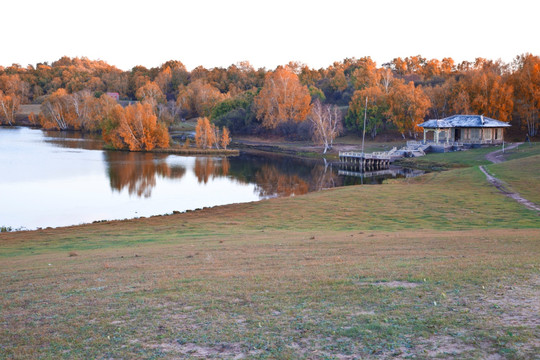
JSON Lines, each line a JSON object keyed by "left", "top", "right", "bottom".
{"left": 193, "top": 157, "right": 230, "bottom": 184}
{"left": 43, "top": 130, "right": 104, "bottom": 150}
{"left": 105, "top": 152, "right": 186, "bottom": 197}
{"left": 0, "top": 127, "right": 424, "bottom": 230}
{"left": 255, "top": 165, "right": 309, "bottom": 197}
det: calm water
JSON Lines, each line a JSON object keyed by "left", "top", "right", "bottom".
{"left": 0, "top": 127, "right": 417, "bottom": 230}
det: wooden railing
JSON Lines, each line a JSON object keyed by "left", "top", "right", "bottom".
{"left": 339, "top": 151, "right": 391, "bottom": 160}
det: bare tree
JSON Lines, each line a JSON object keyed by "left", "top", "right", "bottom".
{"left": 309, "top": 99, "right": 343, "bottom": 154}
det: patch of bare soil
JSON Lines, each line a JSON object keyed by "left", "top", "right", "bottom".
{"left": 356, "top": 281, "right": 420, "bottom": 288}
{"left": 150, "top": 342, "right": 256, "bottom": 359}
{"left": 384, "top": 276, "right": 540, "bottom": 359}
{"left": 386, "top": 336, "right": 476, "bottom": 359}
{"left": 481, "top": 274, "right": 540, "bottom": 329}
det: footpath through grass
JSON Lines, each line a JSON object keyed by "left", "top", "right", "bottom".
{"left": 1, "top": 150, "right": 539, "bottom": 359}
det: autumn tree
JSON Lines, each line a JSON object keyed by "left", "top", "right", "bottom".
{"left": 136, "top": 81, "right": 165, "bottom": 108}
{"left": 0, "top": 74, "right": 28, "bottom": 125}
{"left": 254, "top": 67, "right": 311, "bottom": 129}
{"left": 90, "top": 93, "right": 118, "bottom": 130}
{"left": 309, "top": 99, "right": 342, "bottom": 153}
{"left": 330, "top": 68, "right": 348, "bottom": 92}
{"left": 220, "top": 127, "right": 231, "bottom": 149}
{"left": 195, "top": 117, "right": 217, "bottom": 149}
{"left": 351, "top": 57, "right": 379, "bottom": 90}
{"left": 387, "top": 80, "right": 431, "bottom": 138}
{"left": 39, "top": 89, "right": 112, "bottom": 131}
{"left": 102, "top": 102, "right": 169, "bottom": 151}
{"left": 378, "top": 67, "right": 394, "bottom": 93}
{"left": 511, "top": 54, "right": 540, "bottom": 136}
{"left": 182, "top": 80, "right": 226, "bottom": 118}
{"left": 157, "top": 60, "right": 189, "bottom": 98}
{"left": 452, "top": 59, "right": 514, "bottom": 122}
{"left": 40, "top": 88, "right": 74, "bottom": 130}
{"left": 424, "top": 80, "right": 453, "bottom": 119}
{"left": 346, "top": 86, "right": 389, "bottom": 139}
{"left": 0, "top": 91, "right": 19, "bottom": 125}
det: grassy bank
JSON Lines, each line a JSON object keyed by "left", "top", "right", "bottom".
{"left": 395, "top": 146, "right": 500, "bottom": 171}
{"left": 1, "top": 153, "right": 539, "bottom": 359}
{"left": 396, "top": 142, "right": 540, "bottom": 171}
{"left": 486, "top": 154, "right": 540, "bottom": 204}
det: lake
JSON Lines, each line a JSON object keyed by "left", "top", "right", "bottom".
{"left": 0, "top": 127, "right": 418, "bottom": 230}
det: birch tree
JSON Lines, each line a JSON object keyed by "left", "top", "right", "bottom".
{"left": 0, "top": 91, "right": 19, "bottom": 125}
{"left": 309, "top": 99, "right": 343, "bottom": 153}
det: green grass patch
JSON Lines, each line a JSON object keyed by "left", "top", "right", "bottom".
{"left": 486, "top": 154, "right": 540, "bottom": 204}
{"left": 396, "top": 146, "right": 501, "bottom": 170}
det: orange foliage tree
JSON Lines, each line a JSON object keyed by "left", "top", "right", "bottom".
{"left": 254, "top": 67, "right": 311, "bottom": 129}
{"left": 0, "top": 74, "right": 28, "bottom": 125}
{"left": 40, "top": 88, "right": 75, "bottom": 130}
{"left": 180, "top": 80, "right": 226, "bottom": 118}
{"left": 103, "top": 102, "right": 169, "bottom": 151}
{"left": 511, "top": 54, "right": 540, "bottom": 136}
{"left": 0, "top": 91, "right": 19, "bottom": 125}
{"left": 351, "top": 57, "right": 379, "bottom": 90}
{"left": 387, "top": 80, "right": 431, "bottom": 138}
{"left": 135, "top": 81, "right": 165, "bottom": 108}
{"left": 39, "top": 89, "right": 116, "bottom": 131}
{"left": 195, "top": 117, "right": 217, "bottom": 149}
{"left": 220, "top": 127, "right": 231, "bottom": 149}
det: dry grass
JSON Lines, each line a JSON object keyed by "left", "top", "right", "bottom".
{"left": 1, "top": 229, "right": 538, "bottom": 359}
{"left": 1, "top": 155, "right": 539, "bottom": 359}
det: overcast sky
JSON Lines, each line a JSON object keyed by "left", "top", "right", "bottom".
{"left": 3, "top": 0, "right": 538, "bottom": 71}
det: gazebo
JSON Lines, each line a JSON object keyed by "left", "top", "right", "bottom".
{"left": 418, "top": 115, "right": 511, "bottom": 145}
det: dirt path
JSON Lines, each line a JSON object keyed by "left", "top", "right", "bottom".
{"left": 484, "top": 142, "right": 522, "bottom": 163}
{"left": 480, "top": 143, "right": 540, "bottom": 213}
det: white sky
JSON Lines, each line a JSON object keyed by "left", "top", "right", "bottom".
{"left": 3, "top": 0, "right": 539, "bottom": 71}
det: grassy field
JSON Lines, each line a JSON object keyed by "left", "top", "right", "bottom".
{"left": 487, "top": 155, "right": 540, "bottom": 204}
{"left": 396, "top": 141, "right": 540, "bottom": 172}
{"left": 1, "top": 150, "right": 539, "bottom": 359}
{"left": 396, "top": 146, "right": 500, "bottom": 170}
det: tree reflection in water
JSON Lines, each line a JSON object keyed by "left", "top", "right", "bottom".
{"left": 194, "top": 157, "right": 230, "bottom": 184}
{"left": 43, "top": 130, "right": 104, "bottom": 150}
{"left": 310, "top": 161, "right": 340, "bottom": 191}
{"left": 105, "top": 152, "right": 185, "bottom": 197}
{"left": 104, "top": 150, "right": 363, "bottom": 200}
{"left": 254, "top": 165, "right": 309, "bottom": 197}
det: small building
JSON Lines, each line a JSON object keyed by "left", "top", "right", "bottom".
{"left": 105, "top": 92, "right": 120, "bottom": 101}
{"left": 418, "top": 115, "right": 511, "bottom": 146}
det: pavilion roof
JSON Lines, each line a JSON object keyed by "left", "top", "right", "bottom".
{"left": 419, "top": 115, "right": 511, "bottom": 129}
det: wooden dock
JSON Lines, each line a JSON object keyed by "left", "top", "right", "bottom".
{"left": 339, "top": 151, "right": 391, "bottom": 169}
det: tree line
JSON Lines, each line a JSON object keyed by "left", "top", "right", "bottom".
{"left": 0, "top": 54, "right": 538, "bottom": 151}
